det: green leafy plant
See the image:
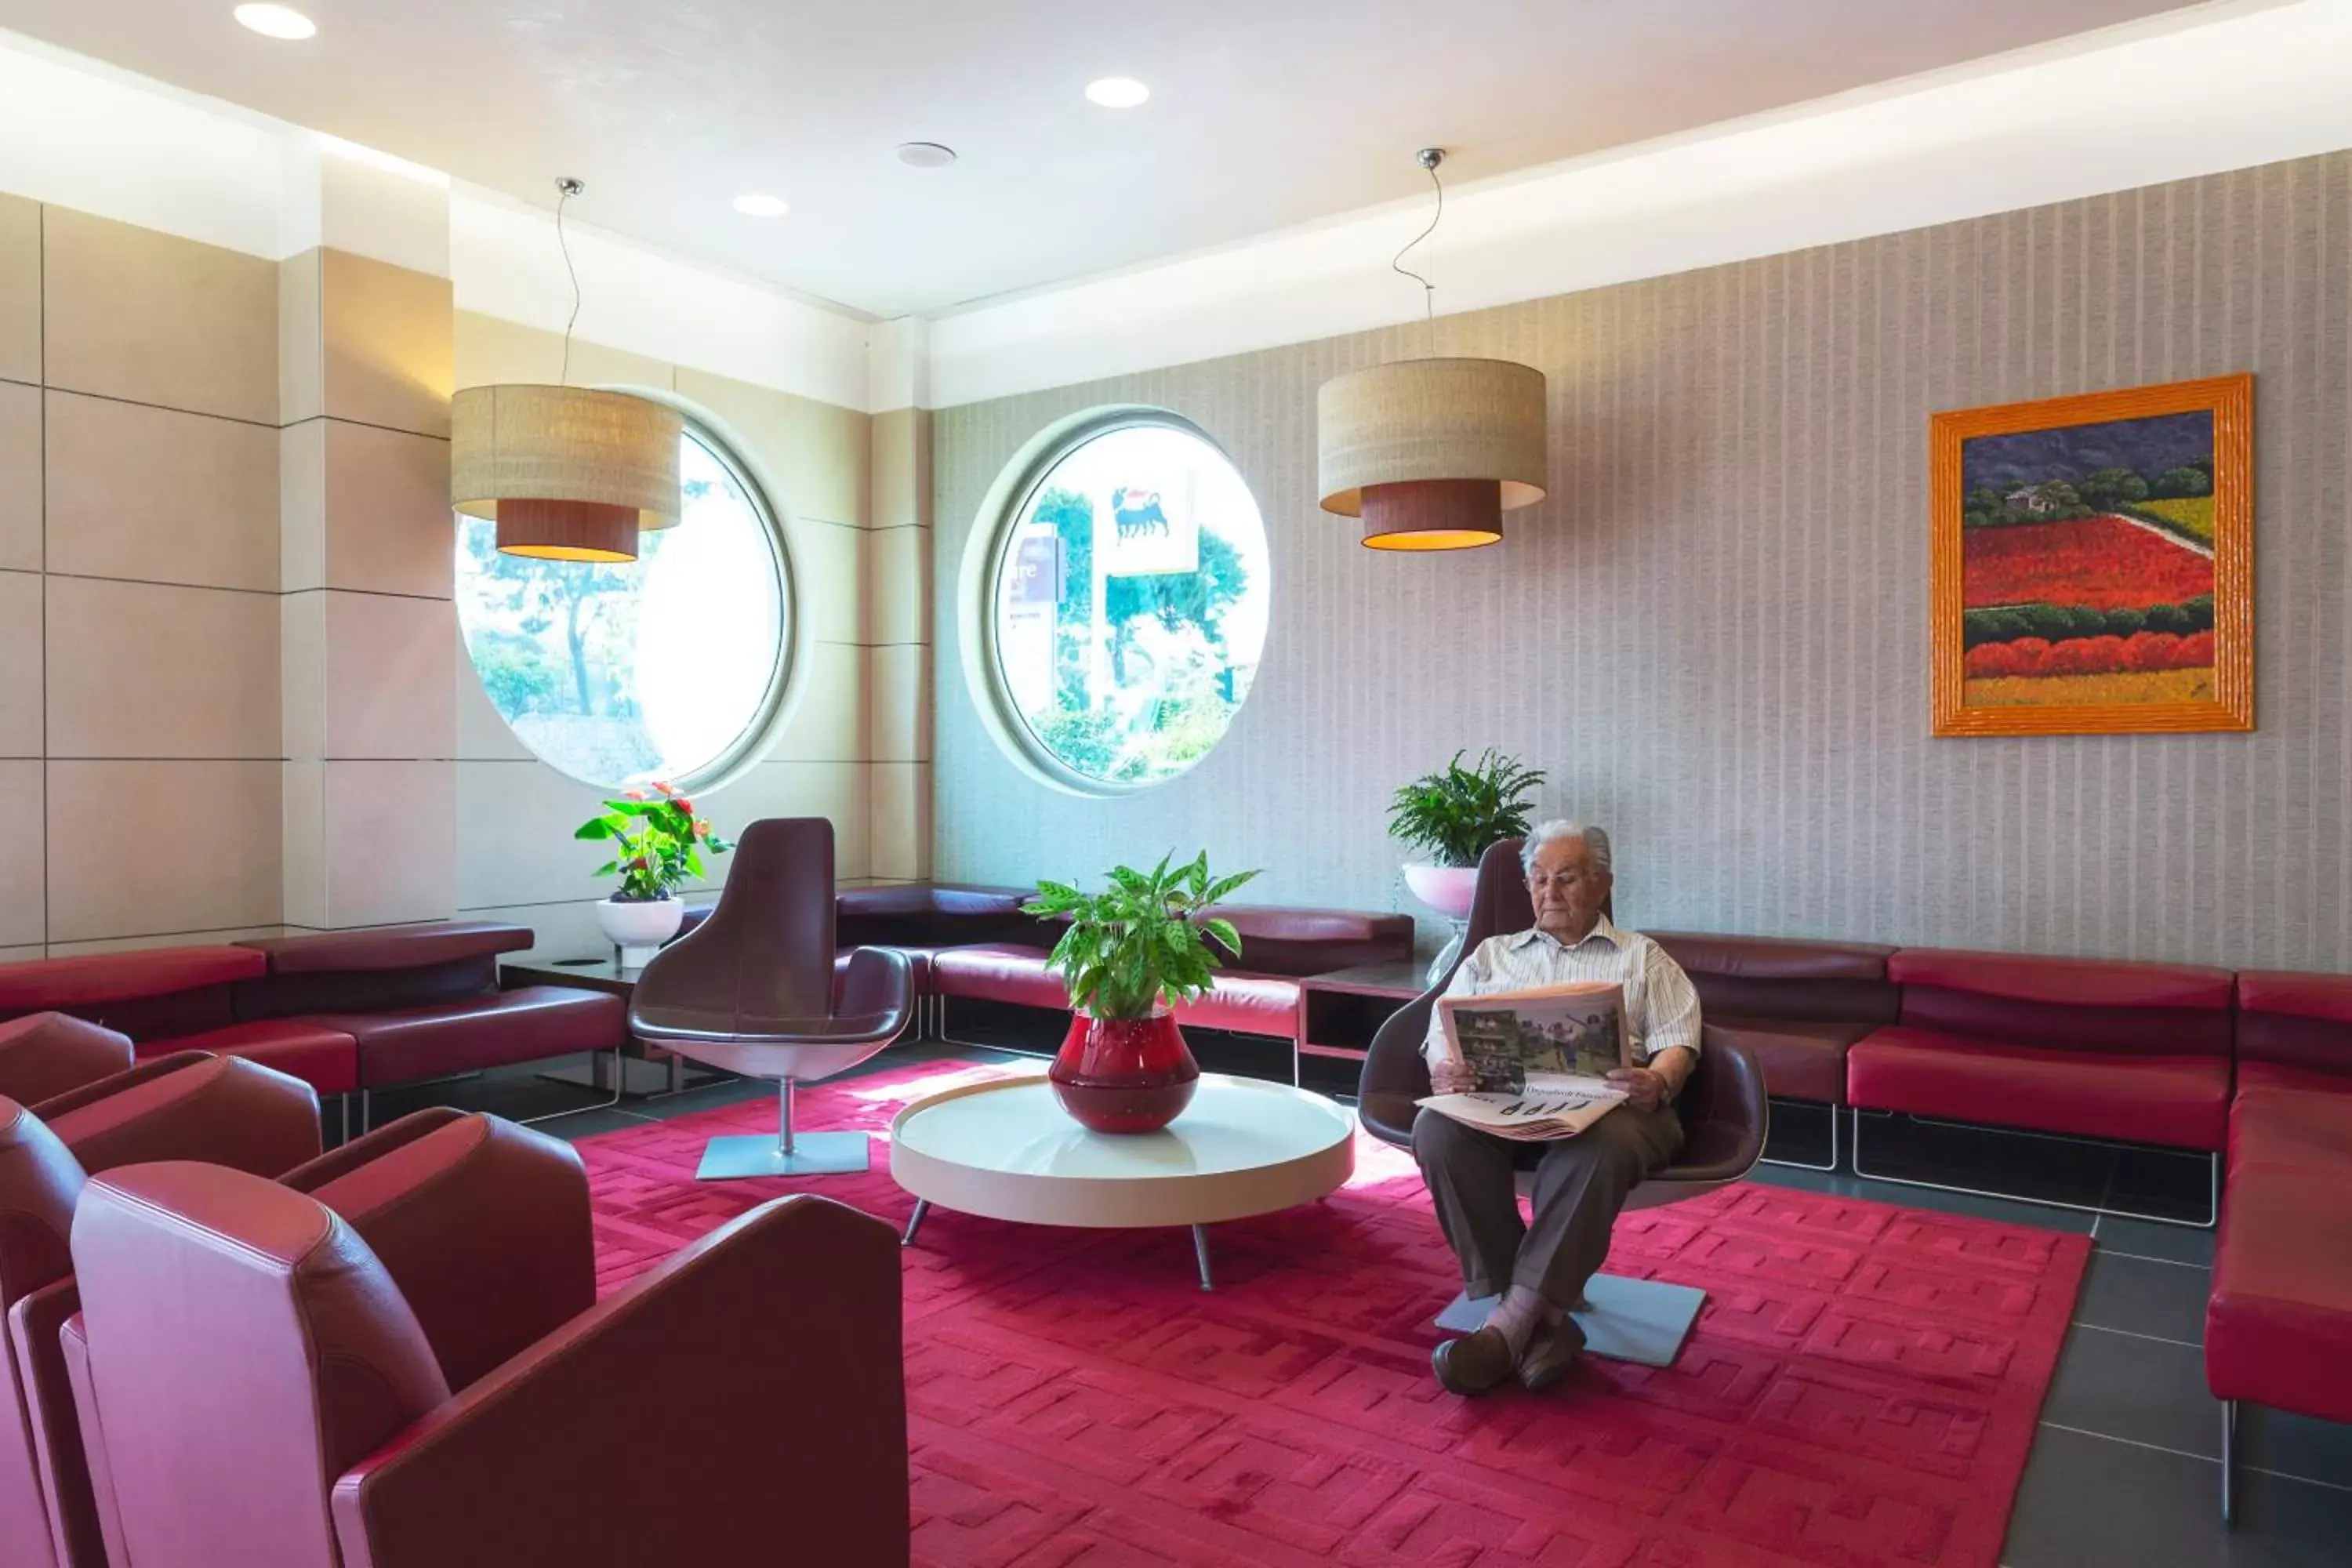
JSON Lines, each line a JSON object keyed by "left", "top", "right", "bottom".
{"left": 1387, "top": 748, "right": 1547, "bottom": 869}
{"left": 1023, "top": 853, "right": 1261, "bottom": 1019}
{"left": 574, "top": 781, "right": 734, "bottom": 902}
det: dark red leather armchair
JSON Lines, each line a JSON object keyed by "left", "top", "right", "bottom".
{"left": 67, "top": 1163, "right": 909, "bottom": 1568}
{"left": 0, "top": 1014, "right": 132, "bottom": 1111}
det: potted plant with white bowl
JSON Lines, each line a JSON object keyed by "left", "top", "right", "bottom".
{"left": 1387, "top": 749, "right": 1545, "bottom": 981}
{"left": 575, "top": 782, "right": 733, "bottom": 958}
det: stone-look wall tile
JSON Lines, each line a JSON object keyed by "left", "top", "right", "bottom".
{"left": 451, "top": 898, "right": 604, "bottom": 963}
{"left": 453, "top": 310, "right": 673, "bottom": 394}
{"left": 870, "top": 408, "right": 931, "bottom": 531}
{"left": 323, "top": 591, "right": 455, "bottom": 760}
{"left": 281, "top": 592, "right": 325, "bottom": 762}
{"left": 796, "top": 521, "right": 866, "bottom": 644}
{"left": 46, "top": 760, "right": 281, "bottom": 942}
{"left": 0, "top": 383, "right": 36, "bottom": 573}
{"left": 456, "top": 760, "right": 612, "bottom": 910}
{"left": 278, "top": 251, "right": 322, "bottom": 427}
{"left": 42, "top": 207, "right": 277, "bottom": 424}
{"left": 322, "top": 422, "right": 454, "bottom": 598}
{"left": 45, "top": 391, "right": 279, "bottom": 592}
{"left": 45, "top": 927, "right": 289, "bottom": 958}
{"left": 0, "top": 761, "right": 37, "bottom": 947}
{"left": 872, "top": 644, "right": 929, "bottom": 763}
{"left": 321, "top": 249, "right": 453, "bottom": 438}
{"left": 0, "top": 195, "right": 38, "bottom": 387}
{"left": 46, "top": 578, "right": 279, "bottom": 760}
{"left": 282, "top": 760, "right": 325, "bottom": 928}
{"left": 674, "top": 368, "right": 869, "bottom": 528}
{"left": 0, "top": 947, "right": 38, "bottom": 965}
{"left": 280, "top": 418, "right": 327, "bottom": 592}
{"left": 866, "top": 525, "right": 931, "bottom": 647}
{"left": 768, "top": 641, "right": 869, "bottom": 763}
{"left": 701, "top": 761, "right": 870, "bottom": 883}
{"left": 870, "top": 762, "right": 931, "bottom": 882}
{"left": 323, "top": 760, "right": 455, "bottom": 925}
{"left": 453, "top": 626, "right": 533, "bottom": 761}
{"left": 0, "top": 572, "right": 41, "bottom": 758}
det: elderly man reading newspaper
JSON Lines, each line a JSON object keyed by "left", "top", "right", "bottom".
{"left": 1414, "top": 821, "right": 1700, "bottom": 1396}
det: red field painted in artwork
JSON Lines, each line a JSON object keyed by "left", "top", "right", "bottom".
{"left": 1962, "top": 514, "right": 2213, "bottom": 610}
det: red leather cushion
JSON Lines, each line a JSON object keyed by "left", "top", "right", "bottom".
{"left": 0, "top": 947, "right": 264, "bottom": 1014}
{"left": 0, "top": 1012, "right": 133, "bottom": 1107}
{"left": 2205, "top": 1166, "right": 2352, "bottom": 1421}
{"left": 1847, "top": 1025, "right": 2229, "bottom": 1151}
{"left": 1200, "top": 906, "right": 1414, "bottom": 978}
{"left": 38, "top": 1053, "right": 323, "bottom": 1178}
{"left": 1174, "top": 973, "right": 1301, "bottom": 1038}
{"left": 931, "top": 945, "right": 1063, "bottom": 1008}
{"left": 2237, "top": 970, "right": 2352, "bottom": 1025}
{"left": 142, "top": 1019, "right": 360, "bottom": 1097}
{"left": 2236, "top": 1059, "right": 2352, "bottom": 1099}
{"left": 1650, "top": 932, "right": 1893, "bottom": 982}
{"left": 1704, "top": 1017, "right": 1869, "bottom": 1105}
{"left": 238, "top": 924, "right": 532, "bottom": 975}
{"left": 1889, "top": 948, "right": 2234, "bottom": 1009}
{"left": 2232, "top": 971, "right": 2352, "bottom": 1083}
{"left": 310, "top": 987, "right": 625, "bottom": 1089}
{"left": 2230, "top": 1083, "right": 2352, "bottom": 1175}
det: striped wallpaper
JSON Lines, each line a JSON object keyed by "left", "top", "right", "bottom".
{"left": 931, "top": 151, "right": 2352, "bottom": 971}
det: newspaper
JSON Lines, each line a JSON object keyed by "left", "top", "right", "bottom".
{"left": 1416, "top": 982, "right": 1631, "bottom": 1141}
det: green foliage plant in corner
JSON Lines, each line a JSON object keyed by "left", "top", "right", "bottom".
{"left": 1387, "top": 748, "right": 1547, "bottom": 869}
{"left": 1023, "top": 853, "right": 1261, "bottom": 1018}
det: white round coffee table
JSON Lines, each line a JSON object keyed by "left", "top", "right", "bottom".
{"left": 889, "top": 1072, "right": 1356, "bottom": 1290}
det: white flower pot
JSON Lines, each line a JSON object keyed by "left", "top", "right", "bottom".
{"left": 595, "top": 895, "right": 684, "bottom": 956}
{"left": 1401, "top": 863, "right": 1480, "bottom": 921}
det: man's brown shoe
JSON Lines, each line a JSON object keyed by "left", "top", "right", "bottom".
{"left": 1517, "top": 1317, "right": 1584, "bottom": 1392}
{"left": 1432, "top": 1325, "right": 1519, "bottom": 1396}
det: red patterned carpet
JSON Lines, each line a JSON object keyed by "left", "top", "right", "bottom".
{"left": 579, "top": 1062, "right": 2089, "bottom": 1568}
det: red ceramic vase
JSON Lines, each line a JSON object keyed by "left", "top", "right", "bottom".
{"left": 1048, "top": 1009, "right": 1200, "bottom": 1134}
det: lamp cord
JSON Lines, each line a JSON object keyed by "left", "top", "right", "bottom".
{"left": 555, "top": 180, "right": 583, "bottom": 386}
{"left": 1390, "top": 154, "right": 1445, "bottom": 345}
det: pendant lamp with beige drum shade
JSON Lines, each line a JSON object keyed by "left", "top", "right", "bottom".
{"left": 1316, "top": 150, "right": 1549, "bottom": 550}
{"left": 448, "top": 177, "right": 682, "bottom": 564}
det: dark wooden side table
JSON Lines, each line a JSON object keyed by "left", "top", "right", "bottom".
{"left": 1298, "top": 960, "right": 1431, "bottom": 1069}
{"left": 501, "top": 956, "right": 724, "bottom": 1097}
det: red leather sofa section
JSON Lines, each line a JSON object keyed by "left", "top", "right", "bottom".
{"left": 1652, "top": 933, "right": 1897, "bottom": 1105}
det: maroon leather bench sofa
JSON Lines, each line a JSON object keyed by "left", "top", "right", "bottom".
{"left": 0, "top": 924, "right": 623, "bottom": 1134}
{"left": 2206, "top": 971, "right": 2352, "bottom": 1519}
{"left": 1649, "top": 931, "right": 1898, "bottom": 1170}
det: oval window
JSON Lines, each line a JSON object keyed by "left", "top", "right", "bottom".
{"left": 456, "top": 423, "right": 789, "bottom": 789}
{"left": 987, "top": 416, "right": 1271, "bottom": 789}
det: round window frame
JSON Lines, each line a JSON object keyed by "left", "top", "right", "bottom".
{"left": 454, "top": 394, "right": 804, "bottom": 797}
{"left": 959, "top": 405, "right": 1272, "bottom": 798}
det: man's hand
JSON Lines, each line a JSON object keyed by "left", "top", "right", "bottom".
{"left": 1428, "top": 1059, "right": 1479, "bottom": 1095}
{"left": 1607, "top": 1047, "right": 1693, "bottom": 1113}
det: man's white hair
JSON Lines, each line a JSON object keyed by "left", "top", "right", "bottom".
{"left": 1520, "top": 819, "right": 1612, "bottom": 875}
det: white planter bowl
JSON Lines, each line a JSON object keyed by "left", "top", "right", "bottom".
{"left": 1401, "top": 863, "right": 1480, "bottom": 921}
{"left": 595, "top": 895, "right": 685, "bottom": 951}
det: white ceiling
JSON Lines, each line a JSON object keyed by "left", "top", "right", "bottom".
{"left": 0, "top": 0, "right": 2209, "bottom": 318}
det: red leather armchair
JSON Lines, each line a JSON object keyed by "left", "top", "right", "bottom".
{"left": 0, "top": 1016, "right": 131, "bottom": 1111}
{"left": 67, "top": 1164, "right": 909, "bottom": 1568}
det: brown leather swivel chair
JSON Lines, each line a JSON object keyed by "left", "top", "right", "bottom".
{"left": 628, "top": 818, "right": 914, "bottom": 1178}
{"left": 1358, "top": 837, "right": 1768, "bottom": 1365}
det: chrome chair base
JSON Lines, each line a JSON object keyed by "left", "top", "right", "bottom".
{"left": 695, "top": 1130, "right": 871, "bottom": 1179}
{"left": 1435, "top": 1273, "right": 1707, "bottom": 1368}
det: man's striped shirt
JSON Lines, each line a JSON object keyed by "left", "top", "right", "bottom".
{"left": 1421, "top": 914, "right": 1703, "bottom": 1070}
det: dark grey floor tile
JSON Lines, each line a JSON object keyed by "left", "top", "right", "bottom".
{"left": 538, "top": 1106, "right": 658, "bottom": 1141}
{"left": 2241, "top": 1404, "right": 2352, "bottom": 1494}
{"left": 2099, "top": 1213, "right": 2219, "bottom": 1268}
{"left": 2045, "top": 1323, "right": 2220, "bottom": 1457}
{"left": 2076, "top": 1250, "right": 2211, "bottom": 1345}
{"left": 2005, "top": 1424, "right": 2352, "bottom": 1568}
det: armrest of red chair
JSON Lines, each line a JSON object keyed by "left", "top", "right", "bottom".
{"left": 57, "top": 1312, "right": 128, "bottom": 1568}
{"left": 279, "top": 1108, "right": 470, "bottom": 1196}
{"left": 0, "top": 1014, "right": 134, "bottom": 1109}
{"left": 297, "top": 1112, "right": 596, "bottom": 1392}
{"left": 8, "top": 1278, "right": 111, "bottom": 1568}
{"left": 37, "top": 1052, "right": 321, "bottom": 1178}
{"left": 331, "top": 1195, "right": 908, "bottom": 1568}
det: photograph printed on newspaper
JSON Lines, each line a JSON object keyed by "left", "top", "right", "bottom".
{"left": 1417, "top": 981, "right": 1632, "bottom": 1141}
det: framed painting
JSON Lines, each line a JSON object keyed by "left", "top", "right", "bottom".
{"left": 1930, "top": 373, "right": 2252, "bottom": 736}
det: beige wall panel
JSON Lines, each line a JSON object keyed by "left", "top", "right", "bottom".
{"left": 453, "top": 626, "right": 534, "bottom": 761}
{"left": 452, "top": 898, "right": 604, "bottom": 962}
{"left": 46, "top": 927, "right": 287, "bottom": 958}
{"left": 323, "top": 591, "right": 456, "bottom": 760}
{"left": 0, "top": 947, "right": 38, "bottom": 965}
{"left": 45, "top": 391, "right": 279, "bottom": 591}
{"left": 42, "top": 208, "right": 276, "bottom": 424}
{"left": 870, "top": 408, "right": 931, "bottom": 531}
{"left": 280, "top": 418, "right": 327, "bottom": 592}
{"left": 47, "top": 578, "right": 279, "bottom": 759}
{"left": 866, "top": 524, "right": 931, "bottom": 647}
{"left": 47, "top": 760, "right": 281, "bottom": 942}
{"left": 453, "top": 310, "right": 672, "bottom": 394}
{"left": 0, "top": 760, "right": 38, "bottom": 946}
{"left": 702, "top": 760, "right": 869, "bottom": 884}
{"left": 322, "top": 420, "right": 454, "bottom": 598}
{"left": 673, "top": 368, "right": 869, "bottom": 528}
{"left": 456, "top": 760, "right": 612, "bottom": 910}
{"left": 321, "top": 249, "right": 453, "bottom": 438}
{"left": 0, "top": 383, "right": 36, "bottom": 573}
{"left": 0, "top": 572, "right": 40, "bottom": 758}
{"left": 767, "top": 641, "right": 869, "bottom": 763}
{"left": 795, "top": 521, "right": 865, "bottom": 644}
{"left": 281, "top": 592, "right": 326, "bottom": 762}
{"left": 0, "top": 195, "right": 36, "bottom": 386}
{"left": 278, "top": 251, "right": 322, "bottom": 426}
{"left": 324, "top": 760, "right": 455, "bottom": 926}
{"left": 872, "top": 643, "right": 929, "bottom": 764}
{"left": 869, "top": 762, "right": 931, "bottom": 882}
{"left": 282, "top": 759, "right": 325, "bottom": 928}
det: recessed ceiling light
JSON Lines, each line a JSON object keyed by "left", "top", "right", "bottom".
{"left": 895, "top": 141, "right": 958, "bottom": 169}
{"left": 732, "top": 193, "right": 789, "bottom": 218}
{"left": 1085, "top": 77, "right": 1149, "bottom": 109}
{"left": 233, "top": 4, "right": 316, "bottom": 39}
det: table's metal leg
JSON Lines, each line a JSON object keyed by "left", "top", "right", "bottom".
{"left": 1192, "top": 1224, "right": 1213, "bottom": 1292}
{"left": 902, "top": 1199, "right": 930, "bottom": 1248}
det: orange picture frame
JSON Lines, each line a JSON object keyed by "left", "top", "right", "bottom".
{"left": 1929, "top": 373, "right": 2252, "bottom": 737}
